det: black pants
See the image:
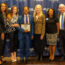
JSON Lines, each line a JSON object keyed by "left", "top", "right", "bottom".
{"left": 59, "top": 30, "right": 65, "bottom": 56}
{"left": 34, "top": 34, "right": 44, "bottom": 56}
{"left": 0, "top": 33, "right": 5, "bottom": 60}
{"left": 6, "top": 30, "right": 18, "bottom": 52}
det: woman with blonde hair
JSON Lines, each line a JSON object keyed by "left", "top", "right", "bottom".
{"left": 33, "top": 4, "right": 45, "bottom": 61}
{"left": 7, "top": 5, "right": 19, "bottom": 62}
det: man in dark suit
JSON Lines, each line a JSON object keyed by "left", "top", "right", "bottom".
{"left": 18, "top": 6, "right": 34, "bottom": 63}
{"left": 58, "top": 4, "right": 65, "bottom": 61}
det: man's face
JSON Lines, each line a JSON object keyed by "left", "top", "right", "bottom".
{"left": 24, "top": 7, "right": 29, "bottom": 15}
{"left": 64, "top": 6, "right": 65, "bottom": 12}
{"left": 59, "top": 6, "right": 65, "bottom": 13}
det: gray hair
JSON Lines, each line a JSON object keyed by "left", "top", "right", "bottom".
{"left": 59, "top": 4, "right": 65, "bottom": 8}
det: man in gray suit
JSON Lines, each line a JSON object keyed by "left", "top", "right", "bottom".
{"left": 59, "top": 4, "right": 65, "bottom": 61}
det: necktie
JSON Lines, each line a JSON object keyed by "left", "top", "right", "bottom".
{"left": 61, "top": 14, "right": 64, "bottom": 29}
{"left": 26, "top": 16, "right": 28, "bottom": 23}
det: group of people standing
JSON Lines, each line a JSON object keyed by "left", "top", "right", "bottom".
{"left": 0, "top": 2, "right": 65, "bottom": 65}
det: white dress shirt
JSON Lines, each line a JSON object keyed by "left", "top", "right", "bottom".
{"left": 24, "top": 14, "right": 29, "bottom": 24}
{"left": 59, "top": 13, "right": 64, "bottom": 30}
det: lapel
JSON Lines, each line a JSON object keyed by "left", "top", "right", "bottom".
{"left": 23, "top": 14, "right": 31, "bottom": 24}
{"left": 29, "top": 15, "right": 31, "bottom": 24}
{"left": 63, "top": 13, "right": 65, "bottom": 29}
{"left": 22, "top": 15, "right": 24, "bottom": 24}
{"left": 64, "top": 13, "right": 65, "bottom": 22}
{"left": 59, "top": 12, "right": 65, "bottom": 29}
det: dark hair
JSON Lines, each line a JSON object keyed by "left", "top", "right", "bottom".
{"left": 47, "top": 8, "right": 56, "bottom": 18}
{"left": 0, "top": 3, "right": 8, "bottom": 15}
{"left": 23, "top": 6, "right": 29, "bottom": 10}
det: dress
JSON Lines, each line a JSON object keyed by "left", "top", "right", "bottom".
{"left": 46, "top": 17, "right": 58, "bottom": 45}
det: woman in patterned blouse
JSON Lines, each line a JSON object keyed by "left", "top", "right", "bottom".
{"left": 7, "top": 5, "right": 19, "bottom": 62}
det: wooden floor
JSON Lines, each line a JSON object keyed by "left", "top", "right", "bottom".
{"left": 3, "top": 57, "right": 65, "bottom": 65}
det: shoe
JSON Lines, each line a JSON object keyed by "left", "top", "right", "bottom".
{"left": 12, "top": 60, "right": 17, "bottom": 62}
{"left": 48, "top": 59, "right": 54, "bottom": 62}
{"left": 24, "top": 60, "right": 28, "bottom": 64}
{"left": 40, "top": 56, "right": 43, "bottom": 62}
{"left": 18, "top": 60, "right": 24, "bottom": 64}
{"left": 37, "top": 56, "right": 40, "bottom": 61}
{"left": 60, "top": 56, "right": 65, "bottom": 61}
{"left": 37, "top": 55, "right": 43, "bottom": 62}
{"left": 0, "top": 60, "right": 2, "bottom": 65}
{"left": 2, "top": 60, "right": 7, "bottom": 63}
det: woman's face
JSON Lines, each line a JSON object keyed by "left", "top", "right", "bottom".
{"left": 1, "top": 3, "right": 6, "bottom": 12}
{"left": 36, "top": 6, "right": 41, "bottom": 14}
{"left": 48, "top": 9, "right": 54, "bottom": 16}
{"left": 12, "top": 7, "right": 18, "bottom": 14}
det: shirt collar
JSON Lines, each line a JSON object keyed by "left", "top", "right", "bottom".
{"left": 24, "top": 14, "right": 29, "bottom": 17}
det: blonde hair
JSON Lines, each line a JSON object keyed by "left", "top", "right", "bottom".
{"left": 7, "top": 13, "right": 12, "bottom": 21}
{"left": 7, "top": 5, "right": 18, "bottom": 21}
{"left": 33, "top": 4, "right": 43, "bottom": 17}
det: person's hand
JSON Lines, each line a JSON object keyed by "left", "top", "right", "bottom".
{"left": 1, "top": 32, "right": 5, "bottom": 40}
{"left": 31, "top": 36, "right": 34, "bottom": 40}
{"left": 11, "top": 24, "right": 14, "bottom": 27}
{"left": 14, "top": 24, "right": 19, "bottom": 27}
{"left": 11, "top": 24, "right": 19, "bottom": 27}
{"left": 57, "top": 32, "right": 59, "bottom": 37}
{"left": 24, "top": 29, "right": 28, "bottom": 33}
{"left": 57, "top": 32, "right": 59, "bottom": 35}
{"left": 40, "top": 35, "right": 44, "bottom": 40}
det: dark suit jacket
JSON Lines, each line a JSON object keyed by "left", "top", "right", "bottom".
{"left": 58, "top": 13, "right": 65, "bottom": 30}
{"left": 0, "top": 12, "right": 6, "bottom": 33}
{"left": 17, "top": 15, "right": 34, "bottom": 40}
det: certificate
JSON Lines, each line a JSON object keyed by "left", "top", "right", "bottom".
{"left": 21, "top": 24, "right": 31, "bottom": 32}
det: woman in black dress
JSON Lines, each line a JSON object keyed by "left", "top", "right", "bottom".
{"left": 46, "top": 8, "right": 59, "bottom": 61}
{"left": 0, "top": 3, "right": 8, "bottom": 64}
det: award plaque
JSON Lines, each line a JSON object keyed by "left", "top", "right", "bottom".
{"left": 21, "top": 24, "right": 31, "bottom": 32}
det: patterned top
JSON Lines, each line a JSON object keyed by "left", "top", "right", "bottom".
{"left": 6, "top": 16, "right": 18, "bottom": 33}
{"left": 34, "top": 14, "right": 45, "bottom": 35}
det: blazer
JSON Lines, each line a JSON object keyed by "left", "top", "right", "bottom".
{"left": 0, "top": 12, "right": 6, "bottom": 33}
{"left": 17, "top": 15, "right": 34, "bottom": 40}
{"left": 58, "top": 12, "right": 65, "bottom": 30}
{"left": 34, "top": 14, "right": 45, "bottom": 36}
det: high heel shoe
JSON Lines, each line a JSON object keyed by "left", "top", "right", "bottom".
{"left": 0, "top": 60, "right": 2, "bottom": 65}
{"left": 12, "top": 59, "right": 17, "bottom": 62}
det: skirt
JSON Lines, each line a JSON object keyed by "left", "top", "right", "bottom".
{"left": 46, "top": 33, "right": 58, "bottom": 45}
{"left": 34, "top": 34, "right": 44, "bottom": 54}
